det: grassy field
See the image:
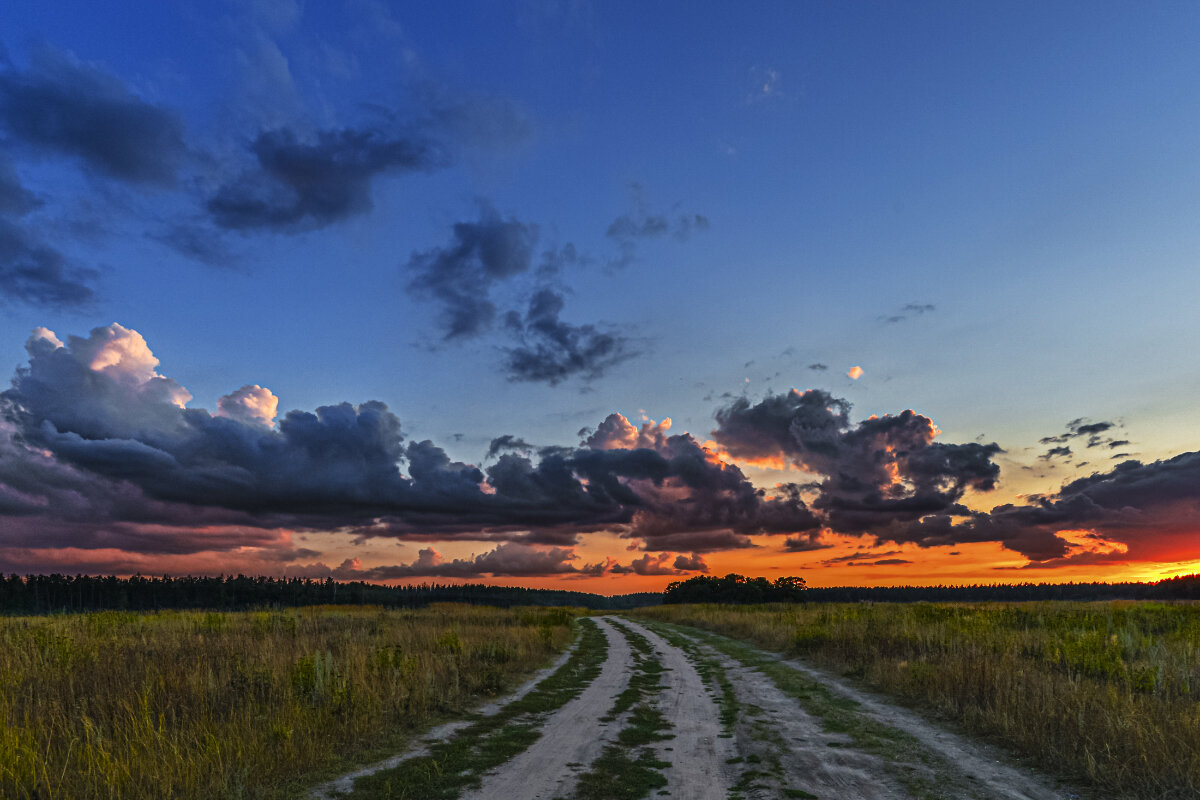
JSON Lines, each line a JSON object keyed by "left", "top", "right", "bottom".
{"left": 634, "top": 601, "right": 1200, "bottom": 799}
{"left": 0, "top": 604, "right": 578, "bottom": 800}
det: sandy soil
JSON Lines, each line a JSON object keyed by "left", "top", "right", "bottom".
{"left": 462, "top": 616, "right": 633, "bottom": 800}
{"left": 691, "top": 640, "right": 915, "bottom": 800}
{"left": 617, "top": 619, "right": 735, "bottom": 800}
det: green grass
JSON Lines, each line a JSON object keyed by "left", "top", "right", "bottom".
{"left": 341, "top": 616, "right": 608, "bottom": 799}
{"left": 571, "top": 619, "right": 672, "bottom": 800}
{"left": 650, "top": 620, "right": 998, "bottom": 800}
{"left": 635, "top": 601, "right": 1200, "bottom": 798}
{"left": 0, "top": 604, "right": 581, "bottom": 800}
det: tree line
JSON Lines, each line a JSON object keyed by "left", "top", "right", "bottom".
{"left": 4, "top": 571, "right": 1200, "bottom": 615}
{"left": 0, "top": 573, "right": 660, "bottom": 614}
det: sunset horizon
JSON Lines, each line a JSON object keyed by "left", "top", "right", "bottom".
{"left": 2, "top": 3, "right": 1199, "bottom": 595}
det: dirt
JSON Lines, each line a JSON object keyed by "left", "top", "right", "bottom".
{"left": 462, "top": 616, "right": 634, "bottom": 800}
{"left": 619, "top": 619, "right": 736, "bottom": 799}
{"left": 313, "top": 616, "right": 1085, "bottom": 800}
{"left": 775, "top": 652, "right": 1071, "bottom": 800}
{"left": 307, "top": 629, "right": 583, "bottom": 800}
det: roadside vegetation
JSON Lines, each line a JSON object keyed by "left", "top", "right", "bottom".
{"left": 0, "top": 604, "right": 579, "bottom": 800}
{"left": 635, "top": 601, "right": 1200, "bottom": 799}
{"left": 342, "top": 616, "right": 607, "bottom": 799}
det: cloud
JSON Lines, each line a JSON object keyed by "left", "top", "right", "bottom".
{"left": 605, "top": 183, "right": 709, "bottom": 268}
{"left": 883, "top": 303, "right": 936, "bottom": 324}
{"left": 406, "top": 209, "right": 636, "bottom": 384}
{"left": 0, "top": 218, "right": 98, "bottom": 308}
{"left": 503, "top": 288, "right": 638, "bottom": 384}
{"left": 209, "top": 126, "right": 447, "bottom": 231}
{"left": 9, "top": 325, "right": 1198, "bottom": 574}
{"left": 672, "top": 552, "right": 708, "bottom": 572}
{"left": 0, "top": 45, "right": 186, "bottom": 186}
{"left": 0, "top": 326, "right": 822, "bottom": 557}
{"left": 1040, "top": 446, "right": 1072, "bottom": 461}
{"left": 612, "top": 552, "right": 679, "bottom": 575}
{"left": 217, "top": 385, "right": 279, "bottom": 426}
{"left": 405, "top": 204, "right": 540, "bottom": 339}
{"left": 0, "top": 154, "right": 39, "bottom": 215}
{"left": 783, "top": 535, "right": 834, "bottom": 552}
{"left": 150, "top": 224, "right": 240, "bottom": 268}
{"left": 807, "top": 363, "right": 828, "bottom": 371}
{"left": 712, "top": 389, "right": 1002, "bottom": 537}
{"left": 1039, "top": 418, "right": 1125, "bottom": 449}
{"left": 847, "top": 365, "right": 864, "bottom": 380}
{"left": 341, "top": 543, "right": 582, "bottom": 579}
{"left": 584, "top": 414, "right": 672, "bottom": 451}
{"left": 486, "top": 434, "right": 534, "bottom": 460}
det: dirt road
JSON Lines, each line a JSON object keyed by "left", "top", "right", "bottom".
{"left": 324, "top": 616, "right": 1080, "bottom": 800}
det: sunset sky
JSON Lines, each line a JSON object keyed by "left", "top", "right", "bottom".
{"left": 2, "top": 1, "right": 1199, "bottom": 592}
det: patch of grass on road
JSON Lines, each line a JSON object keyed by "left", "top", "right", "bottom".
{"left": 572, "top": 619, "right": 671, "bottom": 800}
{"left": 636, "top": 618, "right": 739, "bottom": 738}
{"left": 340, "top": 617, "right": 607, "bottom": 800}
{"left": 656, "top": 622, "right": 996, "bottom": 800}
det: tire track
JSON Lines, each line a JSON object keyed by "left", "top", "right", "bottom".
{"left": 309, "top": 634, "right": 582, "bottom": 800}
{"left": 617, "top": 619, "right": 735, "bottom": 800}
{"left": 463, "top": 616, "right": 633, "bottom": 800}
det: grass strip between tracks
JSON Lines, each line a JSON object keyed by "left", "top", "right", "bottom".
{"left": 337, "top": 617, "right": 606, "bottom": 800}
{"left": 653, "top": 621, "right": 998, "bottom": 800}
{"left": 570, "top": 619, "right": 672, "bottom": 800}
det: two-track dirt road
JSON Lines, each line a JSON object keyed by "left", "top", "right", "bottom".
{"left": 317, "top": 616, "right": 1081, "bottom": 800}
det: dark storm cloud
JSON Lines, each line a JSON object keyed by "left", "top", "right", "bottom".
{"left": 209, "top": 126, "right": 447, "bottom": 231}
{"left": 673, "top": 552, "right": 708, "bottom": 572}
{"left": 10, "top": 325, "right": 1198, "bottom": 571}
{"left": 0, "top": 219, "right": 97, "bottom": 308}
{"left": 486, "top": 434, "right": 534, "bottom": 459}
{"left": 0, "top": 326, "right": 822, "bottom": 555}
{"left": 783, "top": 535, "right": 834, "bottom": 552}
{"left": 712, "top": 388, "right": 1002, "bottom": 537}
{"left": 405, "top": 205, "right": 539, "bottom": 339}
{"left": 503, "top": 289, "right": 638, "bottom": 384}
{"left": 0, "top": 45, "right": 186, "bottom": 186}
{"left": 343, "top": 543, "right": 582, "bottom": 579}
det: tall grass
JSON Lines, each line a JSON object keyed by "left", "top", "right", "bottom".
{"left": 0, "top": 604, "right": 578, "bottom": 800}
{"left": 635, "top": 601, "right": 1200, "bottom": 799}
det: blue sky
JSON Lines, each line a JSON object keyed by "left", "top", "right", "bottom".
{"left": 1, "top": 1, "right": 1199, "bottom": 587}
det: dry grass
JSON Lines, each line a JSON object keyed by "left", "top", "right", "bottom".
{"left": 0, "top": 604, "right": 577, "bottom": 800}
{"left": 634, "top": 601, "right": 1200, "bottom": 799}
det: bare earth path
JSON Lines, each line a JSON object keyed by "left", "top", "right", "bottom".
{"left": 462, "top": 616, "right": 633, "bottom": 800}
{"left": 774, "top": 651, "right": 1068, "bottom": 800}
{"left": 310, "top": 616, "right": 1083, "bottom": 800}
{"left": 618, "top": 619, "right": 735, "bottom": 800}
{"left": 666, "top": 624, "right": 1078, "bottom": 800}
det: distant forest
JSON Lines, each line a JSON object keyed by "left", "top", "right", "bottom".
{"left": 2, "top": 572, "right": 1200, "bottom": 614}
{"left": 0, "top": 574, "right": 660, "bottom": 614}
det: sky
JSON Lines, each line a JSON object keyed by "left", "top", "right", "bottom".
{"left": 1, "top": 1, "right": 1199, "bottom": 593}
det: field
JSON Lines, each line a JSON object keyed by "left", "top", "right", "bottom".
{"left": 5, "top": 600, "right": 1197, "bottom": 799}
{"left": 634, "top": 601, "right": 1200, "bottom": 798}
{"left": 0, "top": 604, "right": 576, "bottom": 800}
